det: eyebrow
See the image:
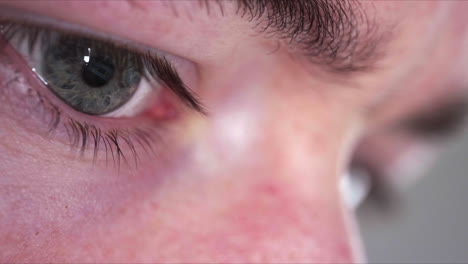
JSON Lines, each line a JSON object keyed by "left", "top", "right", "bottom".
{"left": 215, "top": 0, "right": 383, "bottom": 72}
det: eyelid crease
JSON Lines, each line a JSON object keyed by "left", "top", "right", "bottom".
{"left": 0, "top": 17, "right": 206, "bottom": 114}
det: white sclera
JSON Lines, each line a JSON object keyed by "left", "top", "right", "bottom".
{"left": 103, "top": 77, "right": 156, "bottom": 118}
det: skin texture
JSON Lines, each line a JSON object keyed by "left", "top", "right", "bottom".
{"left": 0, "top": 1, "right": 467, "bottom": 262}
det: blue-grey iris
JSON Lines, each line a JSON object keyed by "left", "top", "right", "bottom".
{"left": 42, "top": 36, "right": 141, "bottom": 115}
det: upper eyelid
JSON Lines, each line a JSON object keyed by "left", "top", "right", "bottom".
{"left": 0, "top": 2, "right": 212, "bottom": 62}
{"left": 0, "top": 9, "right": 171, "bottom": 60}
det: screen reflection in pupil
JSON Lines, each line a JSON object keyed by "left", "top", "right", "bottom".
{"left": 82, "top": 55, "right": 115, "bottom": 87}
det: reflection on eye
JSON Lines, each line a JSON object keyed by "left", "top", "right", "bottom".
{"left": 1, "top": 22, "right": 205, "bottom": 116}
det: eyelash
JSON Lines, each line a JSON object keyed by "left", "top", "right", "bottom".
{"left": 0, "top": 20, "right": 193, "bottom": 170}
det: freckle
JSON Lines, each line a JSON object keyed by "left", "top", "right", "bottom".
{"left": 35, "top": 231, "right": 39, "bottom": 236}
{"left": 65, "top": 205, "right": 68, "bottom": 209}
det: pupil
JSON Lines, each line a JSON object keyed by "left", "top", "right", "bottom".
{"left": 82, "top": 55, "right": 115, "bottom": 87}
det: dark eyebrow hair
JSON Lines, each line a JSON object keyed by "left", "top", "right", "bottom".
{"left": 227, "top": 0, "right": 383, "bottom": 72}
{"left": 127, "top": 0, "right": 383, "bottom": 73}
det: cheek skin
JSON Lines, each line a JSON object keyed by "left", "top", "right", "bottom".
{"left": 0, "top": 130, "right": 357, "bottom": 262}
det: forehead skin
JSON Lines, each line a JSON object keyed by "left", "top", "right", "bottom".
{"left": 0, "top": 0, "right": 467, "bottom": 263}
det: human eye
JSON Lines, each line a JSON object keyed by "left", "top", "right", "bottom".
{"left": 0, "top": 19, "right": 204, "bottom": 170}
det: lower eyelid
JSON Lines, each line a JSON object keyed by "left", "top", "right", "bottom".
{"left": 0, "top": 38, "right": 171, "bottom": 169}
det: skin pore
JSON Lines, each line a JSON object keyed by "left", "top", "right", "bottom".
{"left": 0, "top": 1, "right": 467, "bottom": 262}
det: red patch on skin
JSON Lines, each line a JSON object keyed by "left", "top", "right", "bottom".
{"left": 150, "top": 201, "right": 159, "bottom": 211}
{"left": 257, "top": 182, "right": 280, "bottom": 196}
{"left": 142, "top": 88, "right": 180, "bottom": 121}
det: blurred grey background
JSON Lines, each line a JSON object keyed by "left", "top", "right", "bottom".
{"left": 357, "top": 131, "right": 468, "bottom": 263}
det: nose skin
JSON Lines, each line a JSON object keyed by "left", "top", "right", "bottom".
{"left": 158, "top": 62, "right": 365, "bottom": 263}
